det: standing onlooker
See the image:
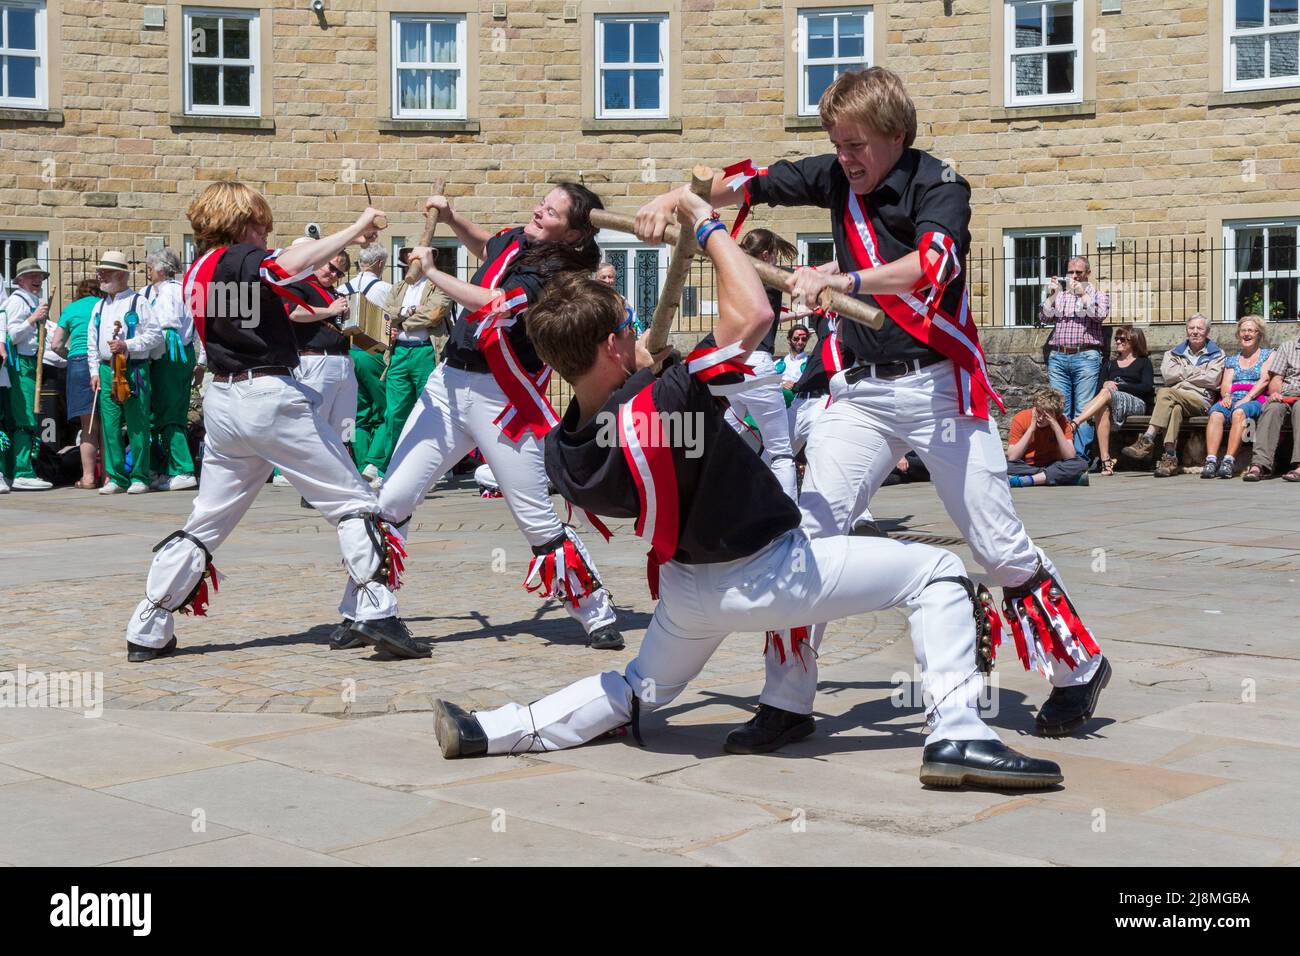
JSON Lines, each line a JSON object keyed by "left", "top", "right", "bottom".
{"left": 1122, "top": 314, "right": 1224, "bottom": 477}
{"left": 338, "top": 244, "right": 392, "bottom": 471}
{"left": 1069, "top": 325, "right": 1153, "bottom": 475}
{"left": 1006, "top": 387, "right": 1088, "bottom": 487}
{"left": 145, "top": 248, "right": 204, "bottom": 491}
{"left": 88, "top": 251, "right": 161, "bottom": 494}
{"left": 1245, "top": 330, "right": 1300, "bottom": 482}
{"left": 1201, "top": 315, "right": 1273, "bottom": 479}
{"left": 776, "top": 324, "right": 810, "bottom": 389}
{"left": 1039, "top": 255, "right": 1111, "bottom": 457}
{"left": 594, "top": 261, "right": 638, "bottom": 333}
{"left": 50, "top": 278, "right": 103, "bottom": 488}
{"left": 1, "top": 258, "right": 54, "bottom": 490}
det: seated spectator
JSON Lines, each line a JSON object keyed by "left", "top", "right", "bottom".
{"left": 1201, "top": 315, "right": 1273, "bottom": 479}
{"left": 1006, "top": 387, "right": 1088, "bottom": 487}
{"left": 1121, "top": 314, "right": 1224, "bottom": 477}
{"left": 1070, "top": 324, "right": 1153, "bottom": 475}
{"left": 1244, "top": 329, "right": 1300, "bottom": 482}
{"left": 776, "top": 324, "right": 810, "bottom": 389}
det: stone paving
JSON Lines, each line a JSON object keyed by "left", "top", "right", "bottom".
{"left": 2, "top": 472, "right": 1299, "bottom": 866}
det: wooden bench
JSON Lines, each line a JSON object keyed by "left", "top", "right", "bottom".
{"left": 1113, "top": 409, "right": 1293, "bottom": 473}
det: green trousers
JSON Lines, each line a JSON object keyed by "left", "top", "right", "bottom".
{"left": 351, "top": 347, "right": 388, "bottom": 470}
{"left": 1, "top": 353, "right": 39, "bottom": 479}
{"left": 150, "top": 340, "right": 197, "bottom": 478}
{"left": 99, "top": 361, "right": 152, "bottom": 488}
{"left": 365, "top": 344, "right": 435, "bottom": 474}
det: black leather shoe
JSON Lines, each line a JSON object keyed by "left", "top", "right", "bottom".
{"left": 849, "top": 519, "right": 887, "bottom": 538}
{"left": 433, "top": 698, "right": 488, "bottom": 758}
{"left": 351, "top": 616, "right": 431, "bottom": 659}
{"left": 1035, "top": 656, "right": 1112, "bottom": 737}
{"left": 723, "top": 703, "right": 815, "bottom": 754}
{"left": 127, "top": 636, "right": 178, "bottom": 663}
{"left": 920, "top": 739, "right": 1063, "bottom": 789}
{"left": 328, "top": 618, "right": 365, "bottom": 650}
{"left": 587, "top": 625, "right": 625, "bottom": 650}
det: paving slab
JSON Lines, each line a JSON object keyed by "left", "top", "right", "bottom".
{"left": 108, "top": 834, "right": 357, "bottom": 867}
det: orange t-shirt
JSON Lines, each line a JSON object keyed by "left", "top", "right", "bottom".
{"left": 1008, "top": 409, "right": 1075, "bottom": 466}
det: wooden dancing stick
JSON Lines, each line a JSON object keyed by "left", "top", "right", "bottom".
{"left": 382, "top": 177, "right": 448, "bottom": 381}
{"left": 32, "top": 299, "right": 48, "bottom": 415}
{"left": 644, "top": 165, "right": 714, "bottom": 354}
{"left": 587, "top": 208, "right": 885, "bottom": 333}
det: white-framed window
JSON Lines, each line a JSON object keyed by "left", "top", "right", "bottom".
{"left": 1002, "top": 227, "right": 1081, "bottom": 326}
{"left": 391, "top": 14, "right": 467, "bottom": 119}
{"left": 182, "top": 234, "right": 196, "bottom": 268}
{"left": 183, "top": 7, "right": 260, "bottom": 116}
{"left": 595, "top": 14, "right": 668, "bottom": 118}
{"left": 1, "top": 231, "right": 48, "bottom": 296}
{"left": 388, "top": 236, "right": 470, "bottom": 286}
{"left": 797, "top": 7, "right": 872, "bottom": 116}
{"left": 0, "top": 1, "right": 46, "bottom": 108}
{"left": 1005, "top": 0, "right": 1082, "bottom": 106}
{"left": 1225, "top": 0, "right": 1299, "bottom": 92}
{"left": 797, "top": 233, "right": 837, "bottom": 268}
{"left": 1224, "top": 218, "right": 1299, "bottom": 322}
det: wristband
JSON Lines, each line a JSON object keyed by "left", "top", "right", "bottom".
{"left": 693, "top": 209, "right": 720, "bottom": 232}
{"left": 848, "top": 271, "right": 861, "bottom": 295}
{"left": 696, "top": 220, "right": 727, "bottom": 248}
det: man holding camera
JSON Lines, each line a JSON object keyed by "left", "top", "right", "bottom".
{"left": 1039, "top": 256, "right": 1110, "bottom": 458}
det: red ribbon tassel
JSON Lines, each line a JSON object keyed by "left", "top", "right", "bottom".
{"left": 789, "top": 626, "right": 812, "bottom": 671}
{"left": 1042, "top": 583, "right": 1101, "bottom": 657}
{"left": 1021, "top": 594, "right": 1074, "bottom": 668}
{"left": 980, "top": 592, "right": 1004, "bottom": 659}
{"left": 181, "top": 562, "right": 219, "bottom": 617}
{"left": 383, "top": 526, "right": 407, "bottom": 591}
{"left": 764, "top": 630, "right": 787, "bottom": 665}
{"left": 1002, "top": 599, "right": 1031, "bottom": 672}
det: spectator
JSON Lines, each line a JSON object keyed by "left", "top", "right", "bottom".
{"left": 1, "top": 257, "right": 53, "bottom": 490}
{"left": 594, "top": 261, "right": 638, "bottom": 333}
{"left": 1244, "top": 329, "right": 1300, "bottom": 482}
{"left": 1201, "top": 315, "right": 1273, "bottom": 479}
{"left": 1006, "top": 387, "right": 1088, "bottom": 487}
{"left": 1070, "top": 324, "right": 1154, "bottom": 476}
{"left": 1039, "top": 255, "right": 1110, "bottom": 457}
{"left": 776, "top": 324, "right": 810, "bottom": 389}
{"left": 50, "top": 278, "right": 104, "bottom": 488}
{"left": 338, "top": 244, "right": 392, "bottom": 471}
{"left": 145, "top": 248, "right": 204, "bottom": 491}
{"left": 1121, "top": 314, "right": 1224, "bottom": 478}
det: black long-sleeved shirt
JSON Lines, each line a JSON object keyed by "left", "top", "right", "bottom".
{"left": 1104, "top": 356, "right": 1154, "bottom": 402}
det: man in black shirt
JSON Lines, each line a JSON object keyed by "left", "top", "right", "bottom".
{"left": 123, "top": 182, "right": 420, "bottom": 660}
{"left": 431, "top": 186, "right": 1062, "bottom": 791}
{"left": 633, "top": 67, "right": 1110, "bottom": 746}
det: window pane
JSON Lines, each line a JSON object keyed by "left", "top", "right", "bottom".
{"left": 431, "top": 21, "right": 457, "bottom": 63}
{"left": 191, "top": 17, "right": 219, "bottom": 58}
{"left": 1235, "top": 278, "right": 1265, "bottom": 317}
{"left": 1235, "top": 35, "right": 1267, "bottom": 80}
{"left": 431, "top": 70, "right": 456, "bottom": 110}
{"left": 1271, "top": 31, "right": 1299, "bottom": 76}
{"left": 632, "top": 21, "right": 659, "bottom": 63}
{"left": 1272, "top": 0, "right": 1299, "bottom": 26}
{"left": 1046, "top": 2, "right": 1073, "bottom": 45}
{"left": 432, "top": 245, "right": 459, "bottom": 275}
{"left": 805, "top": 240, "right": 835, "bottom": 268}
{"left": 1272, "top": 227, "right": 1298, "bottom": 270}
{"left": 807, "top": 15, "right": 835, "bottom": 58}
{"left": 1267, "top": 277, "right": 1297, "bottom": 321}
{"left": 806, "top": 64, "right": 835, "bottom": 105}
{"left": 603, "top": 21, "right": 629, "bottom": 63}
{"left": 839, "top": 16, "right": 866, "bottom": 59}
{"left": 1045, "top": 236, "right": 1074, "bottom": 277}
{"left": 223, "top": 65, "right": 250, "bottom": 107}
{"left": 633, "top": 69, "right": 659, "bottom": 110}
{"left": 1013, "top": 237, "right": 1039, "bottom": 278}
{"left": 1014, "top": 3, "right": 1042, "bottom": 47}
{"left": 1046, "top": 50, "right": 1075, "bottom": 93}
{"left": 398, "top": 69, "right": 425, "bottom": 110}
{"left": 603, "top": 68, "right": 630, "bottom": 110}
{"left": 1013, "top": 287, "right": 1037, "bottom": 326}
{"left": 1236, "top": 0, "right": 1265, "bottom": 29}
{"left": 605, "top": 250, "right": 627, "bottom": 295}
{"left": 8, "top": 6, "right": 36, "bottom": 49}
{"left": 1234, "top": 229, "right": 1265, "bottom": 272}
{"left": 191, "top": 64, "right": 220, "bottom": 105}
{"left": 224, "top": 17, "right": 250, "bottom": 59}
{"left": 6, "top": 54, "right": 36, "bottom": 99}
{"left": 400, "top": 20, "right": 426, "bottom": 63}
{"left": 1013, "top": 54, "right": 1043, "bottom": 96}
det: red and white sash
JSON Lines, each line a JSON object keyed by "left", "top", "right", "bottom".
{"left": 467, "top": 287, "right": 559, "bottom": 442}
{"left": 842, "top": 193, "right": 1003, "bottom": 419}
{"left": 183, "top": 247, "right": 322, "bottom": 342}
{"left": 722, "top": 159, "right": 768, "bottom": 238}
{"left": 618, "top": 382, "right": 681, "bottom": 599}
{"left": 684, "top": 340, "right": 757, "bottom": 396}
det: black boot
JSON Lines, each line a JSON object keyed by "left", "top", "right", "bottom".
{"left": 127, "top": 636, "right": 178, "bottom": 663}
{"left": 328, "top": 618, "right": 365, "bottom": 650}
{"left": 723, "top": 703, "right": 815, "bottom": 754}
{"left": 920, "top": 739, "right": 1063, "bottom": 789}
{"left": 351, "top": 616, "right": 430, "bottom": 659}
{"left": 587, "top": 625, "right": 625, "bottom": 650}
{"left": 1035, "top": 656, "right": 1112, "bottom": 737}
{"left": 433, "top": 699, "right": 488, "bottom": 758}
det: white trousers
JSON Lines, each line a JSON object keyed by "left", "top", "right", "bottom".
{"left": 294, "top": 354, "right": 358, "bottom": 442}
{"left": 339, "top": 363, "right": 616, "bottom": 633}
{"left": 724, "top": 351, "right": 797, "bottom": 500}
{"left": 474, "top": 529, "right": 998, "bottom": 753}
{"left": 126, "top": 375, "right": 389, "bottom": 648}
{"left": 765, "top": 360, "right": 1099, "bottom": 709}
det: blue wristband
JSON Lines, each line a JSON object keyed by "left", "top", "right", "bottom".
{"left": 696, "top": 220, "right": 726, "bottom": 248}
{"left": 850, "top": 271, "right": 861, "bottom": 295}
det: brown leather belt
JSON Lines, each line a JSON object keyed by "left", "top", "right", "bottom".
{"left": 211, "top": 366, "right": 293, "bottom": 383}
{"left": 1053, "top": 345, "right": 1101, "bottom": 355}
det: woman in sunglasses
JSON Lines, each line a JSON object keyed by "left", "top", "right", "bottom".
{"left": 1069, "top": 324, "right": 1154, "bottom": 475}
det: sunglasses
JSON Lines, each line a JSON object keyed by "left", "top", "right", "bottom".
{"left": 613, "top": 312, "right": 635, "bottom": 335}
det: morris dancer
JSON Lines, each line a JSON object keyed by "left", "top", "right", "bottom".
{"left": 144, "top": 248, "right": 204, "bottom": 492}
{"left": 431, "top": 187, "right": 1063, "bottom": 791}
{"left": 334, "top": 185, "right": 624, "bottom": 656}
{"left": 123, "top": 182, "right": 403, "bottom": 662}
{"left": 635, "top": 67, "right": 1110, "bottom": 751}
{"left": 1, "top": 258, "right": 53, "bottom": 491}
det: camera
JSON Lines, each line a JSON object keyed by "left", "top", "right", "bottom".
{"left": 305, "top": 223, "right": 321, "bottom": 239}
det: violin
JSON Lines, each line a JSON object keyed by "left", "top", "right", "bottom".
{"left": 110, "top": 319, "right": 132, "bottom": 403}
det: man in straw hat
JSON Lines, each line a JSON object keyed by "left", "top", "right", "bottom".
{"left": 1, "top": 257, "right": 54, "bottom": 490}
